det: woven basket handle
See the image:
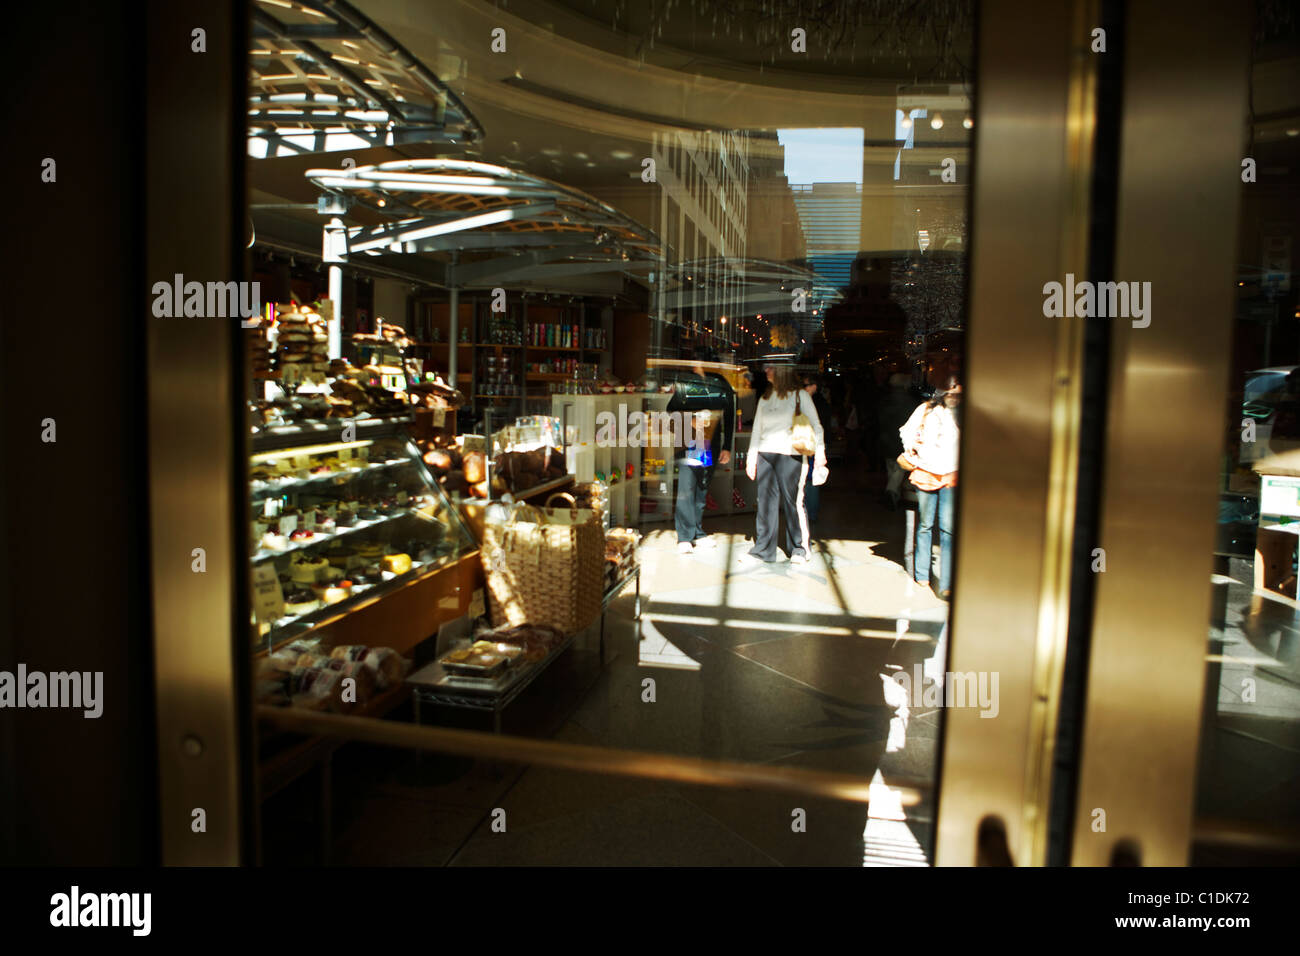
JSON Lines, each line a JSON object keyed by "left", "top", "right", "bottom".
{"left": 545, "top": 491, "right": 579, "bottom": 520}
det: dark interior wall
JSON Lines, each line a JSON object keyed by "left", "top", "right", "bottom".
{"left": 1, "top": 1, "right": 156, "bottom": 864}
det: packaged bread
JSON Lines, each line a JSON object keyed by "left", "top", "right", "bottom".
{"left": 366, "top": 647, "right": 409, "bottom": 688}
{"left": 327, "top": 644, "right": 409, "bottom": 690}
{"left": 319, "top": 657, "right": 376, "bottom": 703}
{"left": 269, "top": 639, "right": 322, "bottom": 666}
{"left": 290, "top": 665, "right": 345, "bottom": 711}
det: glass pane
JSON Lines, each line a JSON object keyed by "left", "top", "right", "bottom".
{"left": 1195, "top": 5, "right": 1300, "bottom": 863}
{"left": 248, "top": 0, "right": 973, "bottom": 865}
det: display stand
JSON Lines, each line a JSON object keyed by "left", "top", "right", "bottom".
{"left": 551, "top": 392, "right": 645, "bottom": 527}
{"left": 1251, "top": 458, "right": 1300, "bottom": 599}
{"left": 407, "top": 629, "right": 579, "bottom": 734}
{"left": 406, "top": 559, "right": 640, "bottom": 730}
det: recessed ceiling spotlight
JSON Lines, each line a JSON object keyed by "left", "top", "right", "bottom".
{"left": 931, "top": 113, "right": 944, "bottom": 130}
{"left": 963, "top": 115, "right": 974, "bottom": 130}
{"left": 1287, "top": 128, "right": 1300, "bottom": 137}
{"left": 900, "top": 114, "right": 912, "bottom": 130}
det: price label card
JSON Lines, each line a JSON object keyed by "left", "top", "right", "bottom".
{"left": 252, "top": 564, "right": 285, "bottom": 622}
{"left": 293, "top": 454, "right": 311, "bottom": 471}
{"left": 469, "top": 588, "right": 486, "bottom": 618}
{"left": 397, "top": 491, "right": 409, "bottom": 505}
{"left": 323, "top": 502, "right": 337, "bottom": 518}
{"left": 279, "top": 513, "right": 298, "bottom": 535}
{"left": 263, "top": 498, "right": 277, "bottom": 518}
{"left": 339, "top": 447, "right": 354, "bottom": 462}
{"left": 301, "top": 509, "right": 317, "bottom": 530}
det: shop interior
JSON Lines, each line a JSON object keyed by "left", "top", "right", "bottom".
{"left": 5, "top": 0, "right": 1298, "bottom": 870}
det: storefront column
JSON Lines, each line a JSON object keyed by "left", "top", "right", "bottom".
{"left": 328, "top": 264, "right": 343, "bottom": 358}
{"left": 449, "top": 285, "right": 460, "bottom": 384}
{"left": 447, "top": 252, "right": 460, "bottom": 385}
{"left": 323, "top": 216, "right": 347, "bottom": 358}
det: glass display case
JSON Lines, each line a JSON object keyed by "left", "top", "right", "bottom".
{"left": 248, "top": 414, "right": 477, "bottom": 651}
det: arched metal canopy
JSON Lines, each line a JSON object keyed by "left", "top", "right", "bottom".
{"left": 250, "top": 0, "right": 483, "bottom": 158}
{"left": 306, "top": 159, "right": 663, "bottom": 289}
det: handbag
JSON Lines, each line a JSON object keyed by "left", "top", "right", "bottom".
{"left": 791, "top": 392, "right": 817, "bottom": 457}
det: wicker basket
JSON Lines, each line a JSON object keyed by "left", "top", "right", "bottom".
{"left": 480, "top": 494, "right": 604, "bottom": 634}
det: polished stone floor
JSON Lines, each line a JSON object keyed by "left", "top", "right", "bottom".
{"left": 262, "top": 464, "right": 952, "bottom": 866}
{"left": 260, "top": 470, "right": 1300, "bottom": 865}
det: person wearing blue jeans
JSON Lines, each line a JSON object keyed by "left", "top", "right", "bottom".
{"left": 900, "top": 377, "right": 962, "bottom": 599}
{"left": 914, "top": 484, "right": 954, "bottom": 594}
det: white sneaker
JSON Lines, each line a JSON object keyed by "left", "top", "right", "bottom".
{"left": 694, "top": 536, "right": 717, "bottom": 549}
{"left": 789, "top": 552, "right": 811, "bottom": 565}
{"left": 735, "top": 551, "right": 763, "bottom": 566}
{"left": 677, "top": 541, "right": 694, "bottom": 555}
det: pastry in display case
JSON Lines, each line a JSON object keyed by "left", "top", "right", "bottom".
{"left": 248, "top": 416, "right": 477, "bottom": 650}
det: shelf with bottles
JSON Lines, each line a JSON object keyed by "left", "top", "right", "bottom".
{"left": 478, "top": 351, "right": 522, "bottom": 397}
{"left": 525, "top": 318, "right": 582, "bottom": 349}
{"left": 479, "top": 310, "right": 524, "bottom": 346}
{"left": 526, "top": 357, "right": 595, "bottom": 376}
{"left": 582, "top": 326, "right": 609, "bottom": 351}
{"left": 417, "top": 301, "right": 475, "bottom": 346}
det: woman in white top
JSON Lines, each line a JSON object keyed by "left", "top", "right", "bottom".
{"left": 743, "top": 364, "right": 827, "bottom": 564}
{"left": 899, "top": 378, "right": 961, "bottom": 598}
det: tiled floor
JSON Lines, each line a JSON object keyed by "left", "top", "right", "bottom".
{"left": 1197, "top": 560, "right": 1300, "bottom": 831}
{"left": 259, "top": 466, "right": 950, "bottom": 866}
{"left": 258, "top": 472, "right": 1300, "bottom": 865}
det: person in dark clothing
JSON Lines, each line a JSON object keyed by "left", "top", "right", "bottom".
{"left": 880, "top": 372, "right": 920, "bottom": 508}
{"left": 801, "top": 375, "right": 833, "bottom": 523}
{"left": 665, "top": 349, "right": 735, "bottom": 554}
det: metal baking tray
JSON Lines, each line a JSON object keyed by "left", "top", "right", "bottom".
{"left": 439, "top": 648, "right": 509, "bottom": 676}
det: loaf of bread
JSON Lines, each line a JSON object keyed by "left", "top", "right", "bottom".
{"left": 328, "top": 644, "right": 409, "bottom": 689}
{"left": 463, "top": 451, "right": 486, "bottom": 485}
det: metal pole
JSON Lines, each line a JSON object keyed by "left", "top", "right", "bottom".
{"left": 323, "top": 216, "right": 347, "bottom": 359}
{"left": 328, "top": 264, "right": 343, "bottom": 358}
{"left": 448, "top": 251, "right": 460, "bottom": 386}
{"left": 449, "top": 284, "right": 459, "bottom": 385}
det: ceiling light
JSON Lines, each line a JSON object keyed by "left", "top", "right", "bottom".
{"left": 931, "top": 114, "right": 943, "bottom": 130}
{"left": 1287, "top": 129, "right": 1300, "bottom": 137}
{"left": 900, "top": 115, "right": 912, "bottom": 131}
{"left": 963, "top": 116, "right": 974, "bottom": 130}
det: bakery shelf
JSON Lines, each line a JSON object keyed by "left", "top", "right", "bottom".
{"left": 251, "top": 414, "right": 413, "bottom": 453}
{"left": 250, "top": 457, "right": 412, "bottom": 500}
{"left": 256, "top": 547, "right": 465, "bottom": 652}
{"left": 252, "top": 508, "right": 435, "bottom": 563}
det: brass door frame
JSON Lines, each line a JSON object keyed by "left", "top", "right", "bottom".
{"left": 141, "top": 0, "right": 1134, "bottom": 867}
{"left": 1070, "top": 0, "right": 1252, "bottom": 866}
{"left": 934, "top": 0, "right": 1098, "bottom": 866}
{"left": 146, "top": 0, "right": 251, "bottom": 864}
